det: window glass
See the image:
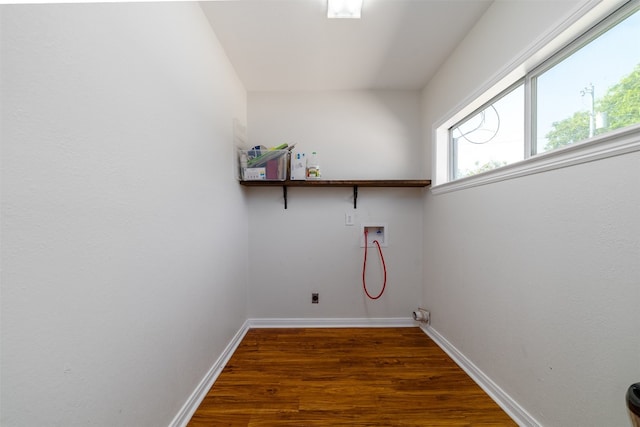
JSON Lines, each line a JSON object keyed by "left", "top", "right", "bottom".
{"left": 451, "top": 84, "right": 524, "bottom": 179}
{"left": 444, "top": 2, "right": 640, "bottom": 185}
{"left": 535, "top": 8, "right": 640, "bottom": 154}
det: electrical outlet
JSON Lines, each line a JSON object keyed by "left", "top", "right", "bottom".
{"left": 345, "top": 212, "right": 354, "bottom": 226}
{"left": 312, "top": 293, "right": 319, "bottom": 304}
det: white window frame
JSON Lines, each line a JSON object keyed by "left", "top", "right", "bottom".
{"left": 448, "top": 80, "right": 526, "bottom": 182}
{"left": 432, "top": 0, "right": 640, "bottom": 195}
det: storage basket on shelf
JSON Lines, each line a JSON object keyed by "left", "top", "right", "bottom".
{"left": 238, "top": 145, "right": 289, "bottom": 181}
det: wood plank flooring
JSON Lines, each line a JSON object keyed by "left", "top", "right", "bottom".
{"left": 188, "top": 328, "right": 517, "bottom": 426}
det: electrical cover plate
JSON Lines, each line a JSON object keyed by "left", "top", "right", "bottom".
{"left": 345, "top": 212, "right": 355, "bottom": 226}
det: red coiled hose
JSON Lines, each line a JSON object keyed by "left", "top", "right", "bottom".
{"left": 362, "top": 228, "right": 387, "bottom": 300}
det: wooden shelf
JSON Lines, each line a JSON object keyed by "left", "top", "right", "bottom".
{"left": 239, "top": 179, "right": 431, "bottom": 209}
{"left": 240, "top": 179, "right": 431, "bottom": 187}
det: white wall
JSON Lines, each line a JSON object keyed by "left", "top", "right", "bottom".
{"left": 247, "top": 91, "right": 425, "bottom": 319}
{"left": 0, "top": 4, "right": 248, "bottom": 426}
{"left": 421, "top": 1, "right": 640, "bottom": 426}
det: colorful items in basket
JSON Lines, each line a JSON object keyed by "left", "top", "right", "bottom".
{"left": 241, "top": 143, "right": 293, "bottom": 181}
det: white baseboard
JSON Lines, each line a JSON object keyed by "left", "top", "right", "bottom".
{"left": 248, "top": 317, "right": 416, "bottom": 328}
{"left": 168, "top": 320, "right": 251, "bottom": 427}
{"left": 419, "top": 324, "right": 541, "bottom": 427}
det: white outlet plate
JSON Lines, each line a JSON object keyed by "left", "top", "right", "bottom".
{"left": 345, "top": 212, "right": 354, "bottom": 226}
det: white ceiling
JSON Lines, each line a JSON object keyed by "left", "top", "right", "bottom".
{"left": 200, "top": 0, "right": 493, "bottom": 92}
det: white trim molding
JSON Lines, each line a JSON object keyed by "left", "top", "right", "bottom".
{"left": 169, "top": 320, "right": 251, "bottom": 427}
{"left": 420, "top": 324, "right": 541, "bottom": 427}
{"left": 172, "top": 318, "right": 540, "bottom": 426}
{"left": 432, "top": 124, "right": 640, "bottom": 195}
{"left": 248, "top": 317, "right": 416, "bottom": 328}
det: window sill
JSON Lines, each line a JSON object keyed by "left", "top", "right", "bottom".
{"left": 431, "top": 124, "right": 640, "bottom": 195}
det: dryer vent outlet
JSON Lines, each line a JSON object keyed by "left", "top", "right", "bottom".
{"left": 412, "top": 308, "right": 430, "bottom": 324}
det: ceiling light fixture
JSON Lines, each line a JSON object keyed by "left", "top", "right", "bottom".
{"left": 327, "top": 0, "right": 363, "bottom": 19}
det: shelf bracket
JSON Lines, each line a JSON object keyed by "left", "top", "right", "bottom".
{"left": 353, "top": 185, "right": 358, "bottom": 209}
{"left": 283, "top": 185, "right": 288, "bottom": 209}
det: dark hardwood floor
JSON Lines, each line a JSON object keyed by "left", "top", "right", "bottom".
{"left": 188, "top": 327, "right": 517, "bottom": 426}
